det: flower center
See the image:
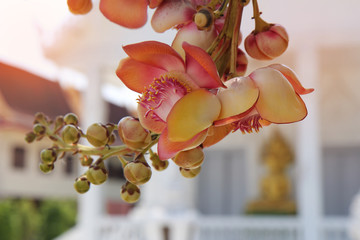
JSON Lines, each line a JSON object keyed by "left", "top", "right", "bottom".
{"left": 138, "top": 75, "right": 191, "bottom": 122}
{"left": 233, "top": 114, "right": 263, "bottom": 134}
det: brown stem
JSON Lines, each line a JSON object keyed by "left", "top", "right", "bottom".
{"left": 229, "top": 2, "right": 244, "bottom": 77}
{"left": 252, "top": 0, "right": 270, "bottom": 34}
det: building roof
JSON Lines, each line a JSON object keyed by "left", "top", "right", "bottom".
{"left": 0, "top": 61, "right": 72, "bottom": 119}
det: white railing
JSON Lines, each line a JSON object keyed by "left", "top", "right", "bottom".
{"left": 97, "top": 216, "right": 351, "bottom": 240}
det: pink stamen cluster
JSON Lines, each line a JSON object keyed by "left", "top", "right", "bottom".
{"left": 138, "top": 75, "right": 191, "bottom": 121}
{"left": 233, "top": 114, "right": 263, "bottom": 134}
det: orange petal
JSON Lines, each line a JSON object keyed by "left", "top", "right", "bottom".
{"left": 268, "top": 64, "right": 314, "bottom": 95}
{"left": 167, "top": 89, "right": 221, "bottom": 142}
{"left": 202, "top": 124, "right": 234, "bottom": 148}
{"left": 67, "top": 0, "right": 92, "bottom": 14}
{"left": 151, "top": 0, "right": 195, "bottom": 33}
{"left": 249, "top": 67, "right": 308, "bottom": 123}
{"left": 123, "top": 41, "right": 185, "bottom": 72}
{"left": 157, "top": 128, "right": 208, "bottom": 160}
{"left": 149, "top": 0, "right": 163, "bottom": 9}
{"left": 172, "top": 23, "right": 217, "bottom": 59}
{"left": 216, "top": 77, "right": 259, "bottom": 120}
{"left": 137, "top": 105, "right": 166, "bottom": 134}
{"left": 116, "top": 58, "right": 167, "bottom": 93}
{"left": 183, "top": 42, "right": 224, "bottom": 89}
{"left": 100, "top": 0, "right": 148, "bottom": 28}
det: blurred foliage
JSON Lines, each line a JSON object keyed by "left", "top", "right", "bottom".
{"left": 0, "top": 199, "right": 76, "bottom": 240}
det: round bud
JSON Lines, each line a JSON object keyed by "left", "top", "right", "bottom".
{"left": 124, "top": 159, "right": 152, "bottom": 185}
{"left": 61, "top": 125, "right": 81, "bottom": 144}
{"left": 64, "top": 113, "right": 79, "bottom": 125}
{"left": 150, "top": 152, "right": 169, "bottom": 171}
{"left": 39, "top": 163, "right": 54, "bottom": 174}
{"left": 120, "top": 182, "right": 141, "bottom": 203}
{"left": 54, "top": 116, "right": 65, "bottom": 131}
{"left": 74, "top": 176, "right": 90, "bottom": 194}
{"left": 179, "top": 166, "right": 201, "bottom": 178}
{"left": 86, "top": 123, "right": 109, "bottom": 147}
{"left": 118, "top": 117, "right": 151, "bottom": 150}
{"left": 86, "top": 165, "right": 108, "bottom": 185}
{"left": 173, "top": 147, "right": 204, "bottom": 169}
{"left": 33, "top": 123, "right": 46, "bottom": 136}
{"left": 25, "top": 132, "right": 37, "bottom": 143}
{"left": 34, "top": 112, "right": 48, "bottom": 125}
{"left": 80, "top": 155, "right": 93, "bottom": 167}
{"left": 194, "top": 7, "right": 214, "bottom": 30}
{"left": 67, "top": 0, "right": 93, "bottom": 15}
{"left": 40, "top": 148, "right": 57, "bottom": 164}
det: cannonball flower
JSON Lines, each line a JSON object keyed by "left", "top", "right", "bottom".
{"left": 244, "top": 24, "right": 289, "bottom": 60}
{"left": 68, "top": 0, "right": 163, "bottom": 28}
{"left": 214, "top": 64, "right": 314, "bottom": 133}
{"left": 116, "top": 41, "right": 224, "bottom": 160}
{"left": 151, "top": 0, "right": 224, "bottom": 58}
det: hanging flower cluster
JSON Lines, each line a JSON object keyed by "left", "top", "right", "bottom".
{"left": 27, "top": 0, "right": 313, "bottom": 203}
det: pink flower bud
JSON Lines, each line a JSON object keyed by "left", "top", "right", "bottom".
{"left": 244, "top": 24, "right": 289, "bottom": 60}
{"left": 118, "top": 116, "right": 151, "bottom": 150}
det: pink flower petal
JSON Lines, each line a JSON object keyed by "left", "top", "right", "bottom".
{"left": 172, "top": 23, "right": 217, "bottom": 59}
{"left": 167, "top": 89, "right": 221, "bottom": 142}
{"left": 151, "top": 0, "right": 195, "bottom": 33}
{"left": 183, "top": 42, "right": 224, "bottom": 89}
{"left": 123, "top": 41, "right": 185, "bottom": 72}
{"left": 157, "top": 127, "right": 208, "bottom": 160}
{"left": 268, "top": 64, "right": 314, "bottom": 95}
{"left": 116, "top": 57, "right": 167, "bottom": 93}
{"left": 202, "top": 124, "right": 234, "bottom": 148}
{"left": 249, "top": 67, "right": 308, "bottom": 123}
{"left": 100, "top": 0, "right": 148, "bottom": 28}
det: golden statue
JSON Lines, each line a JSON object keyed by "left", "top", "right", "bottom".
{"left": 246, "top": 130, "right": 296, "bottom": 214}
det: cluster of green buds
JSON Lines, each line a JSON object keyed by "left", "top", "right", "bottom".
{"left": 28, "top": 113, "right": 204, "bottom": 203}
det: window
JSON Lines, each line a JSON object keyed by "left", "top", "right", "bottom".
{"left": 64, "top": 155, "right": 74, "bottom": 175}
{"left": 13, "top": 147, "right": 25, "bottom": 169}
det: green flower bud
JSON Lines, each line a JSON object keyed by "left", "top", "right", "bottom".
{"left": 86, "top": 123, "right": 109, "bottom": 147}
{"left": 150, "top": 152, "right": 169, "bottom": 171}
{"left": 86, "top": 165, "right": 108, "bottom": 185}
{"left": 64, "top": 113, "right": 79, "bottom": 125}
{"left": 124, "top": 157, "right": 152, "bottom": 185}
{"left": 54, "top": 115, "right": 65, "bottom": 132}
{"left": 33, "top": 123, "right": 46, "bottom": 136}
{"left": 74, "top": 176, "right": 90, "bottom": 194}
{"left": 120, "top": 182, "right": 140, "bottom": 203}
{"left": 34, "top": 112, "right": 48, "bottom": 125}
{"left": 40, "top": 148, "right": 57, "bottom": 164}
{"left": 61, "top": 125, "right": 81, "bottom": 144}
{"left": 25, "top": 132, "right": 37, "bottom": 143}
{"left": 80, "top": 155, "right": 93, "bottom": 167}
{"left": 179, "top": 166, "right": 201, "bottom": 178}
{"left": 118, "top": 116, "right": 151, "bottom": 150}
{"left": 173, "top": 147, "right": 204, "bottom": 169}
{"left": 39, "top": 163, "right": 54, "bottom": 174}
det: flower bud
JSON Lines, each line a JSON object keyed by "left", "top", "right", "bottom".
{"left": 34, "top": 112, "right": 48, "bottom": 125}
{"left": 124, "top": 157, "right": 152, "bottom": 185}
{"left": 64, "top": 113, "right": 79, "bottom": 126}
{"left": 80, "top": 155, "right": 93, "bottom": 167}
{"left": 33, "top": 123, "right": 46, "bottom": 136}
{"left": 179, "top": 166, "right": 201, "bottom": 178}
{"left": 150, "top": 152, "right": 169, "bottom": 171}
{"left": 86, "top": 123, "right": 109, "bottom": 147}
{"left": 40, "top": 148, "right": 57, "bottom": 164}
{"left": 74, "top": 176, "right": 90, "bottom": 194}
{"left": 39, "top": 163, "right": 54, "bottom": 174}
{"left": 194, "top": 7, "right": 214, "bottom": 31}
{"left": 173, "top": 147, "right": 204, "bottom": 169}
{"left": 86, "top": 164, "right": 108, "bottom": 185}
{"left": 25, "top": 132, "right": 37, "bottom": 143}
{"left": 244, "top": 24, "right": 288, "bottom": 60}
{"left": 54, "top": 116, "right": 65, "bottom": 132}
{"left": 67, "top": 0, "right": 92, "bottom": 15}
{"left": 118, "top": 117, "right": 151, "bottom": 150}
{"left": 120, "top": 182, "right": 141, "bottom": 203}
{"left": 62, "top": 125, "right": 81, "bottom": 144}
